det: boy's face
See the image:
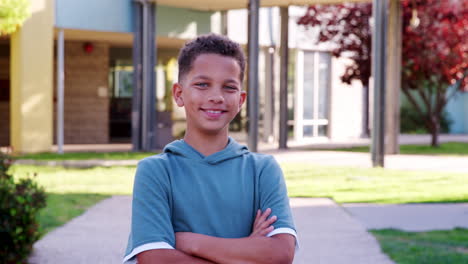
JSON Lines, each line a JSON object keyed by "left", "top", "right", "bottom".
{"left": 173, "top": 53, "right": 246, "bottom": 136}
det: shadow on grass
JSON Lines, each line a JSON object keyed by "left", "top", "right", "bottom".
{"left": 38, "top": 193, "right": 110, "bottom": 236}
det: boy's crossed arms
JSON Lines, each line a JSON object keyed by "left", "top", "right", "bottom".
{"left": 137, "top": 208, "right": 295, "bottom": 264}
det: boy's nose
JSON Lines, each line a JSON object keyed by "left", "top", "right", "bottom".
{"left": 208, "top": 88, "right": 224, "bottom": 103}
{"left": 208, "top": 94, "right": 224, "bottom": 104}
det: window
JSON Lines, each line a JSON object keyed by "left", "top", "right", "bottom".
{"left": 294, "top": 50, "right": 331, "bottom": 139}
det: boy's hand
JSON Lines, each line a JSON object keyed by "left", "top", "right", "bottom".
{"left": 250, "top": 208, "right": 277, "bottom": 237}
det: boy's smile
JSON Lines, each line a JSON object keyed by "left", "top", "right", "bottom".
{"left": 173, "top": 53, "right": 246, "bottom": 136}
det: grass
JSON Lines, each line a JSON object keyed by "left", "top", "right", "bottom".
{"left": 331, "top": 142, "right": 468, "bottom": 156}
{"left": 13, "top": 142, "right": 468, "bottom": 161}
{"left": 38, "top": 193, "right": 109, "bottom": 234}
{"left": 281, "top": 163, "right": 468, "bottom": 204}
{"left": 371, "top": 228, "right": 468, "bottom": 264}
{"left": 10, "top": 161, "right": 468, "bottom": 235}
{"left": 14, "top": 151, "right": 156, "bottom": 161}
{"left": 11, "top": 165, "right": 136, "bottom": 235}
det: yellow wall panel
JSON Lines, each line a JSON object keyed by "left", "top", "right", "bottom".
{"left": 10, "top": 0, "right": 54, "bottom": 153}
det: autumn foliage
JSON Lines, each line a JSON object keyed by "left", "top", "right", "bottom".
{"left": 401, "top": 0, "right": 468, "bottom": 146}
{"left": 298, "top": 0, "right": 468, "bottom": 146}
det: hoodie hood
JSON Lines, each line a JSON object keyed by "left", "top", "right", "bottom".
{"left": 163, "top": 137, "right": 249, "bottom": 165}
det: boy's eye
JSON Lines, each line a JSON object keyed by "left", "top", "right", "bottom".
{"left": 224, "top": 86, "right": 238, "bottom": 91}
{"left": 195, "top": 82, "right": 208, "bottom": 88}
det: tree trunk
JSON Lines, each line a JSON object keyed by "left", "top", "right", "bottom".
{"left": 430, "top": 115, "right": 440, "bottom": 147}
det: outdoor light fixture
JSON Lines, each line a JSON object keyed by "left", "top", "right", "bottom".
{"left": 410, "top": 0, "right": 420, "bottom": 28}
{"left": 83, "top": 42, "right": 94, "bottom": 53}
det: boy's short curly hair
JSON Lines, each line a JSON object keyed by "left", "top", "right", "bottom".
{"left": 177, "top": 34, "right": 246, "bottom": 83}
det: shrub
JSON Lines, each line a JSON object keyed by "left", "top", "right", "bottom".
{"left": 0, "top": 0, "right": 31, "bottom": 36}
{"left": 400, "top": 104, "right": 452, "bottom": 134}
{"left": 0, "top": 150, "right": 46, "bottom": 263}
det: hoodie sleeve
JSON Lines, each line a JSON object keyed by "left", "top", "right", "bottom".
{"left": 258, "top": 156, "right": 298, "bottom": 243}
{"left": 123, "top": 157, "right": 175, "bottom": 263}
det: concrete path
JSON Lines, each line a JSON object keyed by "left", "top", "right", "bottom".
{"left": 343, "top": 203, "right": 468, "bottom": 232}
{"left": 29, "top": 196, "right": 131, "bottom": 264}
{"left": 292, "top": 198, "right": 394, "bottom": 264}
{"left": 29, "top": 196, "right": 394, "bottom": 264}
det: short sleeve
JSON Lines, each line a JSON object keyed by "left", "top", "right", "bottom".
{"left": 123, "top": 158, "right": 175, "bottom": 263}
{"left": 258, "top": 157, "right": 298, "bottom": 241}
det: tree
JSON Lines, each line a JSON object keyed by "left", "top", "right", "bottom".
{"left": 298, "top": 0, "right": 468, "bottom": 147}
{"left": 0, "top": 0, "right": 31, "bottom": 36}
{"left": 297, "top": 3, "right": 372, "bottom": 136}
{"left": 401, "top": 0, "right": 468, "bottom": 146}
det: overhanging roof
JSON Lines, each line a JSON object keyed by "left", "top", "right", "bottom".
{"left": 156, "top": 0, "right": 371, "bottom": 11}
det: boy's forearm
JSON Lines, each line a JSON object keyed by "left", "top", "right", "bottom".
{"left": 177, "top": 233, "right": 295, "bottom": 264}
{"left": 137, "top": 248, "right": 216, "bottom": 264}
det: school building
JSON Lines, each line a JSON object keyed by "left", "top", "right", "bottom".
{"left": 0, "top": 0, "right": 466, "bottom": 153}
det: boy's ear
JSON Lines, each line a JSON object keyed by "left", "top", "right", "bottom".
{"left": 172, "top": 83, "right": 184, "bottom": 107}
{"left": 238, "top": 90, "right": 247, "bottom": 111}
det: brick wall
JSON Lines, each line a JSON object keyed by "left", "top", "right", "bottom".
{"left": 0, "top": 56, "right": 9, "bottom": 146}
{"left": 54, "top": 41, "right": 110, "bottom": 144}
{"left": 0, "top": 102, "right": 9, "bottom": 146}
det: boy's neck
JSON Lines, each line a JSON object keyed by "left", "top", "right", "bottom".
{"left": 183, "top": 130, "right": 229, "bottom": 157}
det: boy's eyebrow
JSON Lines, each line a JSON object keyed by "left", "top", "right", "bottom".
{"left": 193, "top": 75, "right": 211, "bottom": 80}
{"left": 192, "top": 75, "right": 240, "bottom": 84}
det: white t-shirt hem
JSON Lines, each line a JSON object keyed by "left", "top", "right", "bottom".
{"left": 267, "top": 227, "right": 300, "bottom": 251}
{"left": 123, "top": 241, "right": 174, "bottom": 264}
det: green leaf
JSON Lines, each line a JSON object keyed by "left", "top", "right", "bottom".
{"left": 0, "top": 0, "right": 31, "bottom": 36}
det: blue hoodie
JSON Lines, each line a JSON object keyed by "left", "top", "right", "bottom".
{"left": 124, "top": 137, "right": 296, "bottom": 263}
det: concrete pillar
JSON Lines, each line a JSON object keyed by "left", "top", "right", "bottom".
{"left": 385, "top": 0, "right": 402, "bottom": 154}
{"left": 247, "top": 0, "right": 259, "bottom": 152}
{"left": 279, "top": 7, "right": 289, "bottom": 149}
{"left": 371, "top": 0, "right": 388, "bottom": 167}
{"left": 10, "top": 0, "right": 54, "bottom": 154}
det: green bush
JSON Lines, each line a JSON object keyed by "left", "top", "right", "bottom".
{"left": 0, "top": 0, "right": 31, "bottom": 36}
{"left": 400, "top": 104, "right": 452, "bottom": 134}
{"left": 0, "top": 150, "right": 46, "bottom": 263}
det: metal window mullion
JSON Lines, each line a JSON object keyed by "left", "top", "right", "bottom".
{"left": 294, "top": 50, "right": 304, "bottom": 141}
{"left": 313, "top": 51, "right": 320, "bottom": 137}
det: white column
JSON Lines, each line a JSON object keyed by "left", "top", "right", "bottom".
{"left": 56, "top": 29, "right": 65, "bottom": 154}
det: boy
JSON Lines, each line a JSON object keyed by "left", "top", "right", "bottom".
{"left": 124, "top": 34, "right": 297, "bottom": 264}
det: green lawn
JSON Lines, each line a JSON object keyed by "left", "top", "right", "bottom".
{"left": 371, "top": 228, "right": 468, "bottom": 264}
{"left": 281, "top": 163, "right": 468, "bottom": 204}
{"left": 13, "top": 142, "right": 468, "bottom": 162}
{"left": 332, "top": 142, "right": 468, "bottom": 156}
{"left": 14, "top": 151, "right": 155, "bottom": 161}
{"left": 38, "top": 193, "right": 109, "bottom": 234}
{"left": 11, "top": 165, "right": 136, "bottom": 235}
{"left": 10, "top": 162, "right": 468, "bottom": 235}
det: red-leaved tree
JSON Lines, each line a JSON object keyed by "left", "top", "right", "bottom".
{"left": 401, "top": 0, "right": 468, "bottom": 146}
{"left": 298, "top": 0, "right": 468, "bottom": 147}
{"left": 297, "top": 3, "right": 372, "bottom": 136}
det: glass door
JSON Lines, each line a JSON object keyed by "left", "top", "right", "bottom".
{"left": 294, "top": 50, "right": 331, "bottom": 140}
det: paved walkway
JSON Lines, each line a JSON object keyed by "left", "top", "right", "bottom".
{"left": 29, "top": 195, "right": 468, "bottom": 264}
{"left": 25, "top": 134, "right": 468, "bottom": 263}
{"left": 16, "top": 149, "right": 468, "bottom": 174}
{"left": 343, "top": 203, "right": 468, "bottom": 231}
{"left": 29, "top": 196, "right": 395, "bottom": 264}
{"left": 16, "top": 134, "right": 468, "bottom": 173}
